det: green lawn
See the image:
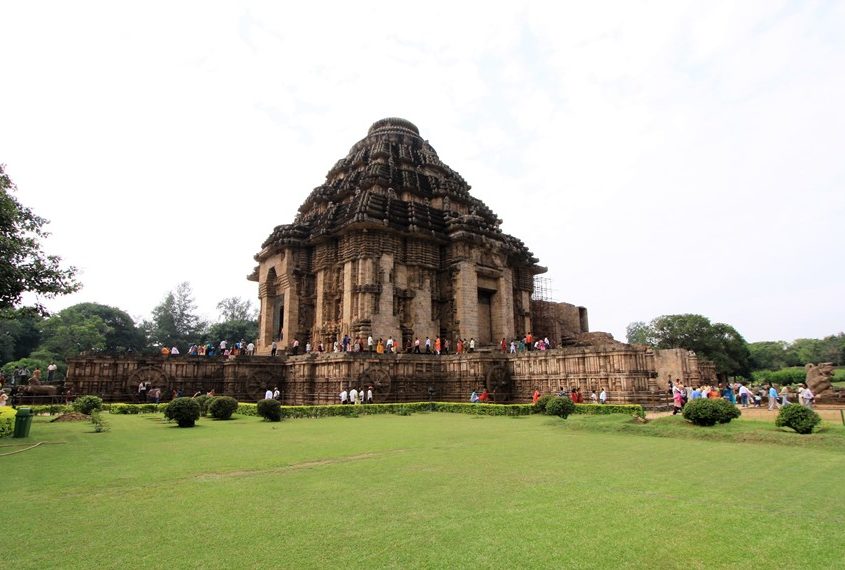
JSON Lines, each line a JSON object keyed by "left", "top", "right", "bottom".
{"left": 4, "top": 411, "right": 844, "bottom": 569}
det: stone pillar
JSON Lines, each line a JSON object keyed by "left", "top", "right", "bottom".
{"left": 454, "top": 261, "right": 478, "bottom": 341}
{"left": 493, "top": 268, "right": 515, "bottom": 342}
{"left": 342, "top": 261, "right": 354, "bottom": 332}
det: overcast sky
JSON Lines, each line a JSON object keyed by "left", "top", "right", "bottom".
{"left": 2, "top": 1, "right": 843, "bottom": 343}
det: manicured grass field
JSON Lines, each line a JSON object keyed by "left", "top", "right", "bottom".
{"left": 4, "top": 411, "right": 844, "bottom": 569}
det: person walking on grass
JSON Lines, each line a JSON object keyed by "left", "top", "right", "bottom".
{"left": 767, "top": 384, "right": 780, "bottom": 411}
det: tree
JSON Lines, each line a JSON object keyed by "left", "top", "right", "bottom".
{"left": 0, "top": 307, "right": 43, "bottom": 363}
{"left": 625, "top": 314, "right": 752, "bottom": 378}
{"left": 216, "top": 297, "right": 257, "bottom": 322}
{"left": 145, "top": 282, "right": 206, "bottom": 348}
{"left": 205, "top": 320, "right": 258, "bottom": 346}
{"left": 626, "top": 321, "right": 652, "bottom": 345}
{"left": 39, "top": 310, "right": 110, "bottom": 359}
{"left": 748, "top": 341, "right": 800, "bottom": 371}
{"left": 60, "top": 303, "right": 145, "bottom": 352}
{"left": 0, "top": 164, "right": 80, "bottom": 312}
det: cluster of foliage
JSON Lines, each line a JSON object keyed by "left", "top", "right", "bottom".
{"left": 749, "top": 335, "right": 845, "bottom": 370}
{"left": 751, "top": 367, "right": 810, "bottom": 386}
{"left": 208, "top": 396, "right": 238, "bottom": 420}
{"left": 775, "top": 405, "right": 822, "bottom": 434}
{"left": 682, "top": 398, "right": 741, "bottom": 426}
{"left": 107, "top": 403, "right": 165, "bottom": 414}
{"left": 0, "top": 406, "right": 16, "bottom": 438}
{"left": 193, "top": 394, "right": 213, "bottom": 416}
{"left": 627, "top": 314, "right": 752, "bottom": 377}
{"left": 0, "top": 165, "right": 79, "bottom": 313}
{"left": 256, "top": 398, "right": 283, "bottom": 421}
{"left": 533, "top": 394, "right": 555, "bottom": 413}
{"left": 90, "top": 411, "right": 110, "bottom": 433}
{"left": 72, "top": 395, "right": 103, "bottom": 416}
{"left": 164, "top": 397, "right": 201, "bottom": 427}
{"left": 545, "top": 397, "right": 576, "bottom": 418}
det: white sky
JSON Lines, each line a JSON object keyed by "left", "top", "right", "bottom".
{"left": 1, "top": 1, "right": 843, "bottom": 343}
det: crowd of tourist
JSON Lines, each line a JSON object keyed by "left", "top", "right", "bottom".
{"left": 159, "top": 339, "right": 257, "bottom": 358}
{"left": 285, "top": 332, "right": 554, "bottom": 356}
{"left": 338, "top": 386, "right": 374, "bottom": 404}
{"left": 668, "top": 380, "right": 817, "bottom": 415}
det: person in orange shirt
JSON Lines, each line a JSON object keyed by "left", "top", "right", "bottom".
{"left": 434, "top": 337, "right": 441, "bottom": 355}
{"left": 532, "top": 388, "right": 541, "bottom": 405}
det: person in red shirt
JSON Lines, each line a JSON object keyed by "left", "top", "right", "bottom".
{"left": 532, "top": 388, "right": 541, "bottom": 405}
{"left": 479, "top": 389, "right": 489, "bottom": 403}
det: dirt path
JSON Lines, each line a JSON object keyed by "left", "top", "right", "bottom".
{"left": 647, "top": 405, "right": 845, "bottom": 423}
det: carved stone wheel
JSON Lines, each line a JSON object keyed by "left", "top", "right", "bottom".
{"left": 246, "top": 371, "right": 275, "bottom": 401}
{"left": 359, "top": 366, "right": 391, "bottom": 395}
{"left": 485, "top": 365, "right": 511, "bottom": 394}
{"left": 129, "top": 367, "right": 168, "bottom": 388}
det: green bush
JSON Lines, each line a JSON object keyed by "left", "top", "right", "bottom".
{"left": 236, "top": 403, "right": 258, "bottom": 416}
{"left": 106, "top": 403, "right": 162, "bottom": 414}
{"left": 682, "top": 398, "right": 741, "bottom": 426}
{"left": 533, "top": 394, "right": 554, "bottom": 414}
{"left": 0, "top": 407, "right": 16, "bottom": 438}
{"left": 545, "top": 397, "right": 576, "bottom": 419}
{"left": 776, "top": 405, "right": 822, "bottom": 434}
{"left": 29, "top": 404, "right": 72, "bottom": 416}
{"left": 193, "top": 394, "right": 212, "bottom": 416}
{"left": 208, "top": 396, "right": 238, "bottom": 420}
{"left": 573, "top": 404, "right": 646, "bottom": 419}
{"left": 257, "top": 399, "right": 282, "bottom": 422}
{"left": 164, "top": 397, "right": 201, "bottom": 428}
{"left": 752, "top": 367, "right": 807, "bottom": 386}
{"left": 72, "top": 395, "right": 104, "bottom": 416}
{"left": 90, "top": 411, "right": 110, "bottom": 433}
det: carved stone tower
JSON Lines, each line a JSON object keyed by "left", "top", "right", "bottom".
{"left": 250, "top": 118, "right": 545, "bottom": 352}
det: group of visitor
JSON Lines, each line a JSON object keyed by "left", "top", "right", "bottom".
{"left": 667, "top": 379, "right": 817, "bottom": 415}
{"left": 285, "top": 332, "right": 557, "bottom": 357}
{"left": 339, "top": 386, "right": 374, "bottom": 404}
{"left": 159, "top": 339, "right": 256, "bottom": 359}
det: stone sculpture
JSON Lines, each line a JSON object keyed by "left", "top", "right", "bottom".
{"left": 805, "top": 362, "right": 834, "bottom": 396}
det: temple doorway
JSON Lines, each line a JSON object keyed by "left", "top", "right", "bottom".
{"left": 477, "top": 289, "right": 493, "bottom": 344}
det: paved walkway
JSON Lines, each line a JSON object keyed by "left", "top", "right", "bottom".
{"left": 647, "top": 404, "right": 845, "bottom": 423}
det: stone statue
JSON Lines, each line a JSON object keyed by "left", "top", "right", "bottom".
{"left": 805, "top": 362, "right": 834, "bottom": 396}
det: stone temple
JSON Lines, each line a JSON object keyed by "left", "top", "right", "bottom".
{"left": 249, "top": 117, "right": 553, "bottom": 352}
{"left": 66, "top": 119, "right": 716, "bottom": 405}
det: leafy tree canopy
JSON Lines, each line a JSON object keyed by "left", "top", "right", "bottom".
{"left": 0, "top": 164, "right": 80, "bottom": 312}
{"left": 216, "top": 297, "right": 257, "bottom": 322}
{"left": 626, "top": 314, "right": 752, "bottom": 378}
{"left": 144, "top": 282, "right": 206, "bottom": 349}
{"left": 0, "top": 307, "right": 43, "bottom": 363}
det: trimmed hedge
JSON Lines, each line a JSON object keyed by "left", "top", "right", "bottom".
{"left": 235, "top": 401, "right": 645, "bottom": 419}
{"left": 546, "top": 397, "right": 576, "bottom": 418}
{"left": 572, "top": 404, "right": 647, "bottom": 419}
{"left": 208, "top": 396, "right": 238, "bottom": 420}
{"left": 164, "top": 397, "right": 201, "bottom": 428}
{"left": 776, "top": 405, "right": 822, "bottom": 434}
{"left": 257, "top": 399, "right": 282, "bottom": 422}
{"left": 107, "top": 403, "right": 166, "bottom": 414}
{"left": 0, "top": 407, "right": 16, "bottom": 438}
{"left": 682, "top": 399, "right": 741, "bottom": 426}
{"left": 72, "top": 395, "right": 104, "bottom": 416}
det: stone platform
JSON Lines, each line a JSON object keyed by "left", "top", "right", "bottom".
{"left": 66, "top": 345, "right": 706, "bottom": 407}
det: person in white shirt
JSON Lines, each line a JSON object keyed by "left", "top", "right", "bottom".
{"left": 799, "top": 384, "right": 815, "bottom": 408}
{"left": 599, "top": 389, "right": 607, "bottom": 404}
{"left": 350, "top": 387, "right": 358, "bottom": 405}
{"left": 339, "top": 388, "right": 348, "bottom": 404}
{"left": 366, "top": 386, "right": 373, "bottom": 404}
{"left": 272, "top": 387, "right": 280, "bottom": 400}
{"left": 386, "top": 337, "right": 394, "bottom": 353}
{"left": 264, "top": 388, "right": 273, "bottom": 400}
{"left": 219, "top": 340, "right": 227, "bottom": 353}
{"left": 469, "top": 338, "right": 475, "bottom": 352}
{"left": 171, "top": 346, "right": 180, "bottom": 355}
{"left": 367, "top": 336, "right": 374, "bottom": 352}
{"left": 246, "top": 342, "right": 255, "bottom": 355}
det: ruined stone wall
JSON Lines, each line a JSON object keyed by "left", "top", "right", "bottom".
{"left": 67, "top": 344, "right": 671, "bottom": 407}
{"left": 530, "top": 300, "right": 588, "bottom": 343}
{"left": 652, "top": 348, "right": 717, "bottom": 388}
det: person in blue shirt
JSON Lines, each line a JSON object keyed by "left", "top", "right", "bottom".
{"left": 767, "top": 384, "right": 780, "bottom": 411}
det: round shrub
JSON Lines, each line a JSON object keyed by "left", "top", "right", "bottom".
{"left": 533, "top": 394, "right": 554, "bottom": 414}
{"left": 775, "top": 405, "right": 821, "bottom": 434}
{"left": 194, "top": 394, "right": 212, "bottom": 416}
{"left": 545, "top": 396, "right": 576, "bottom": 419}
{"left": 682, "top": 398, "right": 741, "bottom": 426}
{"left": 208, "top": 396, "right": 238, "bottom": 420}
{"left": 164, "top": 397, "right": 201, "bottom": 427}
{"left": 257, "top": 398, "right": 282, "bottom": 422}
{"left": 72, "top": 395, "right": 103, "bottom": 416}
